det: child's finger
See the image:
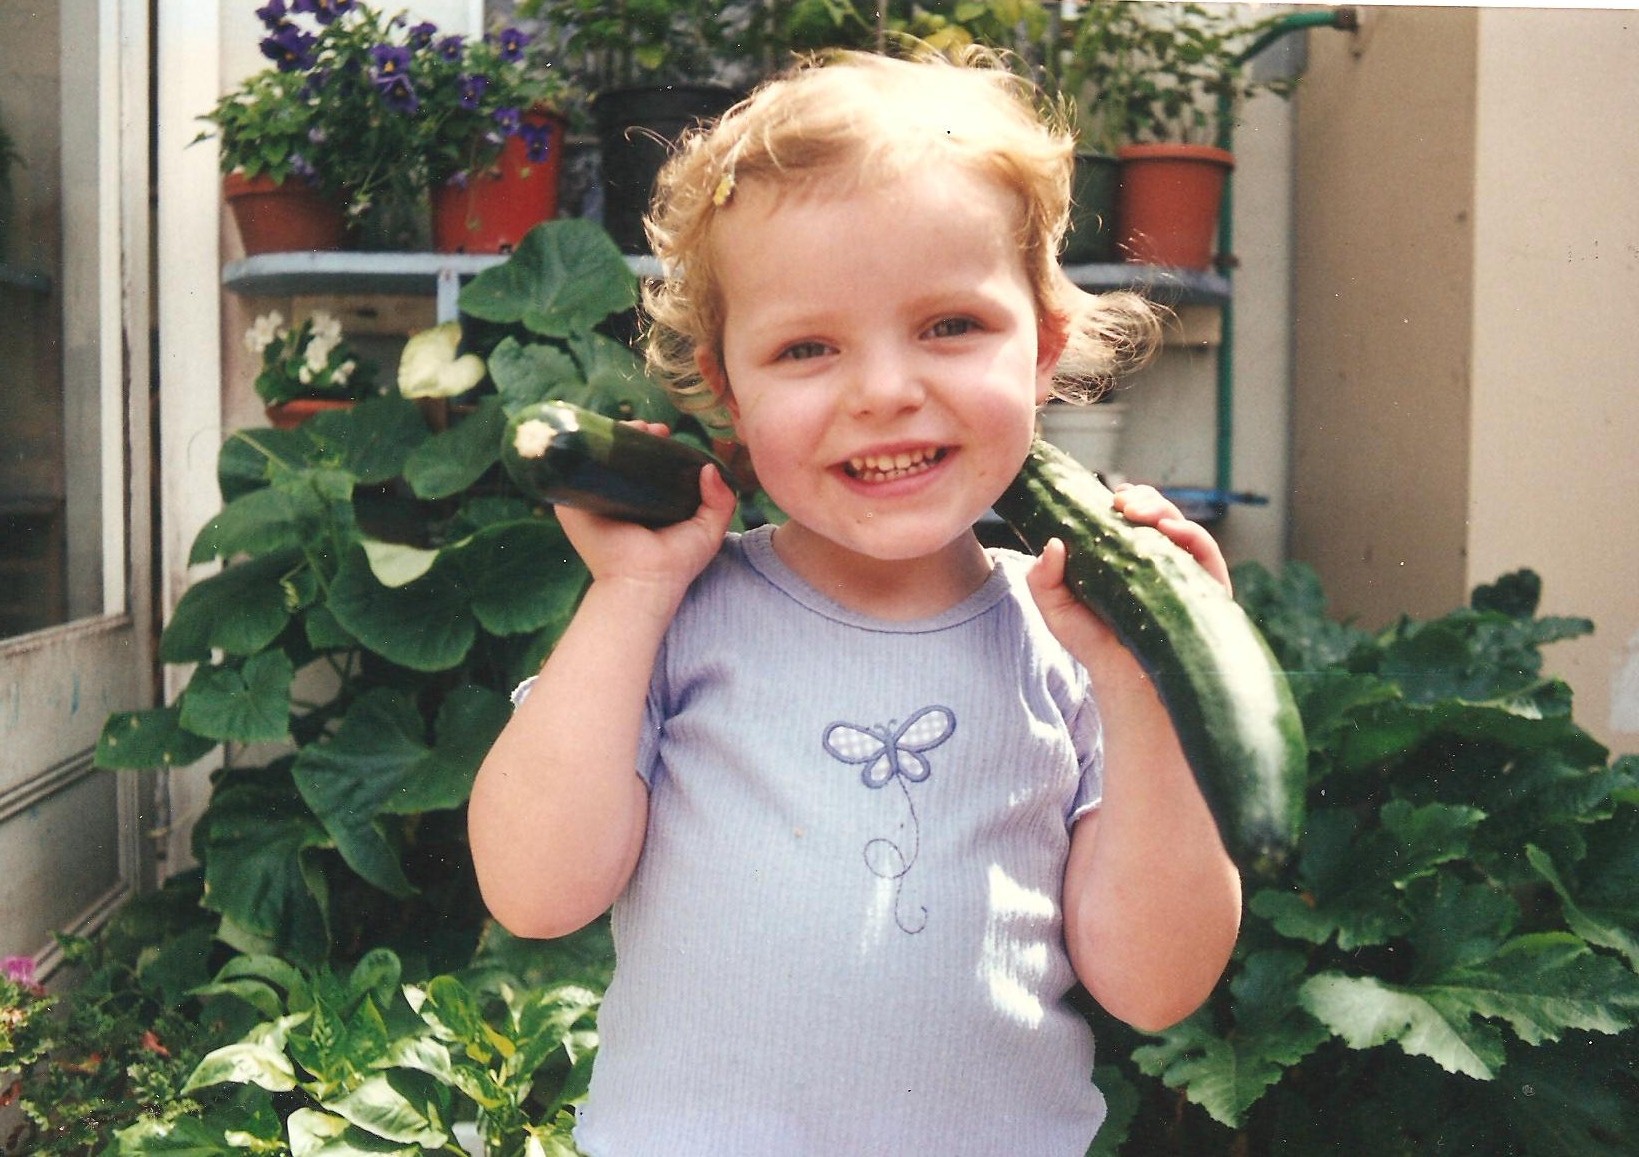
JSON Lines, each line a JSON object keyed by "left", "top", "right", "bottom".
{"left": 1157, "top": 517, "right": 1232, "bottom": 592}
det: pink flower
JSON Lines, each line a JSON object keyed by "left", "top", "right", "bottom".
{"left": 2, "top": 955, "right": 35, "bottom": 985}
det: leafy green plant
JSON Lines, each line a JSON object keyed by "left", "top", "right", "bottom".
{"left": 1056, "top": 0, "right": 1295, "bottom": 152}
{"left": 246, "top": 308, "right": 380, "bottom": 406}
{"left": 0, "top": 886, "right": 251, "bottom": 1155}
{"left": 93, "top": 220, "right": 712, "bottom": 972}
{"left": 199, "top": 2, "right": 569, "bottom": 224}
{"left": 114, "top": 925, "right": 610, "bottom": 1157}
{"left": 1092, "top": 563, "right": 1639, "bottom": 1155}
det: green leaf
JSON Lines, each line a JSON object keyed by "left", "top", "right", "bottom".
{"left": 1299, "top": 972, "right": 1505, "bottom": 1078}
{"left": 327, "top": 547, "right": 476, "bottom": 671}
{"left": 1530, "top": 811, "right": 1639, "bottom": 971}
{"left": 178, "top": 651, "right": 295, "bottom": 744}
{"left": 1432, "top": 932, "right": 1639, "bottom": 1045}
{"left": 285, "top": 1107, "right": 422, "bottom": 1156}
{"left": 184, "top": 1013, "right": 309, "bottom": 1092}
{"left": 488, "top": 335, "right": 584, "bottom": 414}
{"left": 570, "top": 331, "right": 679, "bottom": 421}
{"left": 324, "top": 1071, "right": 451, "bottom": 1147}
{"left": 189, "top": 485, "right": 303, "bottom": 564}
{"left": 291, "top": 686, "right": 508, "bottom": 896}
{"left": 197, "top": 778, "right": 331, "bottom": 964}
{"left": 455, "top": 519, "right": 589, "bottom": 637}
{"left": 219, "top": 426, "right": 312, "bottom": 500}
{"left": 1132, "top": 952, "right": 1328, "bottom": 1127}
{"left": 458, "top": 218, "right": 637, "bottom": 337}
{"left": 96, "top": 706, "right": 216, "bottom": 769}
{"left": 160, "top": 548, "right": 303, "bottom": 662}
{"left": 404, "top": 396, "right": 508, "bottom": 499}
{"left": 303, "top": 395, "right": 430, "bottom": 484}
{"left": 360, "top": 539, "right": 441, "bottom": 588}
{"left": 291, "top": 690, "right": 427, "bottom": 898}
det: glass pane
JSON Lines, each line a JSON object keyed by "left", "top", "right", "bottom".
{"left": 0, "top": 0, "right": 103, "bottom": 638}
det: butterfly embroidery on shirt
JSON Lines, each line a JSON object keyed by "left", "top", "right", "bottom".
{"left": 822, "top": 706, "right": 956, "bottom": 934}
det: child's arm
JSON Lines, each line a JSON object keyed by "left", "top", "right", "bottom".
{"left": 1027, "top": 486, "right": 1243, "bottom": 1033}
{"left": 468, "top": 457, "right": 738, "bottom": 940}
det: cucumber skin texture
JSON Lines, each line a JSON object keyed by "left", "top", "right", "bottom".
{"left": 501, "top": 401, "right": 722, "bottom": 527}
{"left": 992, "top": 438, "right": 1305, "bottom": 878}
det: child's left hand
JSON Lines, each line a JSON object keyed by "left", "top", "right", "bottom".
{"left": 1025, "top": 484, "right": 1229, "bottom": 664}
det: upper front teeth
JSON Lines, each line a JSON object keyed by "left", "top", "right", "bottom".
{"left": 853, "top": 449, "right": 929, "bottom": 473}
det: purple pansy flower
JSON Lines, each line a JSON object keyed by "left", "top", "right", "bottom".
{"left": 370, "top": 45, "right": 418, "bottom": 113}
{"left": 520, "top": 121, "right": 553, "bottom": 163}
{"left": 261, "top": 24, "right": 317, "bottom": 72}
{"left": 408, "top": 21, "right": 437, "bottom": 49}
{"left": 492, "top": 106, "right": 522, "bottom": 136}
{"left": 495, "top": 26, "right": 529, "bottom": 63}
{"left": 254, "top": 0, "right": 288, "bottom": 30}
{"left": 436, "top": 34, "right": 465, "bottom": 62}
{"left": 458, "top": 74, "right": 489, "bottom": 110}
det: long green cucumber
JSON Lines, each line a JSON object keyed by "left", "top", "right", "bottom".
{"left": 992, "top": 438, "right": 1305, "bottom": 876}
{"left": 501, "top": 405, "right": 1304, "bottom": 874}
{"left": 501, "top": 401, "right": 729, "bottom": 527}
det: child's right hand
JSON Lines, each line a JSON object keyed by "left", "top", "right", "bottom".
{"left": 555, "top": 421, "right": 738, "bottom": 605}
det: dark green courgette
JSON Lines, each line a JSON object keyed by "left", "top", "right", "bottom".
{"left": 501, "top": 401, "right": 729, "bottom": 527}
{"left": 993, "top": 438, "right": 1305, "bottom": 877}
{"left": 502, "top": 405, "right": 1304, "bottom": 874}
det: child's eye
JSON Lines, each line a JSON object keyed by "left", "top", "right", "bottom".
{"left": 926, "top": 317, "right": 979, "bottom": 339}
{"left": 778, "top": 340, "right": 832, "bottom": 362}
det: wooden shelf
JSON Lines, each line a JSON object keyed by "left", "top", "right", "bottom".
{"left": 1062, "top": 262, "right": 1231, "bottom": 306}
{"left": 223, "top": 251, "right": 665, "bottom": 320}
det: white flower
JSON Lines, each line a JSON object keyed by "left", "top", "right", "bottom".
{"left": 512, "top": 418, "right": 554, "bottom": 459}
{"left": 298, "top": 365, "right": 314, "bottom": 385}
{"left": 244, "top": 311, "right": 286, "bottom": 355}
{"left": 304, "top": 335, "right": 337, "bottom": 375}
{"left": 308, "top": 310, "right": 342, "bottom": 345}
{"left": 397, "top": 322, "right": 487, "bottom": 400}
{"left": 330, "top": 360, "right": 357, "bottom": 387}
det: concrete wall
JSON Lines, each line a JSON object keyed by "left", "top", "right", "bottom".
{"left": 1291, "top": 6, "right": 1639, "bottom": 751}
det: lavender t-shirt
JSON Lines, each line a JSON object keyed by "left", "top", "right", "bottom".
{"left": 560, "top": 525, "right": 1107, "bottom": 1155}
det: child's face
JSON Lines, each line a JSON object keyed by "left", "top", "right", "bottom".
{"left": 699, "top": 165, "right": 1062, "bottom": 567}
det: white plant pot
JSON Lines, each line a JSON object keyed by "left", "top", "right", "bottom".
{"left": 1037, "top": 402, "right": 1128, "bottom": 479}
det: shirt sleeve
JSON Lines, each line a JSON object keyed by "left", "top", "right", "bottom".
{"left": 1065, "top": 670, "right": 1104, "bottom": 827}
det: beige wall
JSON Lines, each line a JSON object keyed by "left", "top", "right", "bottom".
{"left": 1468, "top": 8, "right": 1639, "bottom": 747}
{"left": 1292, "top": 6, "right": 1639, "bottom": 750}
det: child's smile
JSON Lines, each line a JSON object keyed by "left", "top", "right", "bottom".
{"left": 700, "top": 165, "right": 1063, "bottom": 613}
{"left": 841, "top": 445, "right": 950, "bottom": 484}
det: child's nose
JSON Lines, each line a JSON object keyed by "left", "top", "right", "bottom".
{"left": 846, "top": 349, "right": 926, "bottom": 416}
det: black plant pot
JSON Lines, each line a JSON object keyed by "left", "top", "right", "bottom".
{"left": 592, "top": 84, "right": 741, "bottom": 254}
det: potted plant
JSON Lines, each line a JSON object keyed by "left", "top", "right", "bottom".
{"left": 202, "top": 2, "right": 573, "bottom": 253}
{"left": 245, "top": 308, "right": 379, "bottom": 427}
{"left": 1058, "top": 0, "right": 1296, "bottom": 270}
{"left": 409, "top": 21, "right": 577, "bottom": 253}
{"left": 517, "top": 0, "right": 747, "bottom": 253}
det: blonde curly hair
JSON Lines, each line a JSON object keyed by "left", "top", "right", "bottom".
{"left": 641, "top": 46, "right": 1161, "bottom": 436}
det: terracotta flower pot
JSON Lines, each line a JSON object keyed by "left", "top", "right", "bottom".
{"left": 265, "top": 398, "right": 355, "bottom": 429}
{"left": 432, "top": 112, "right": 567, "bottom": 254}
{"left": 224, "top": 171, "right": 347, "bottom": 256}
{"left": 1115, "top": 143, "right": 1235, "bottom": 270}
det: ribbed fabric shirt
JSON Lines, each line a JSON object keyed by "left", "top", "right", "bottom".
{"left": 552, "top": 525, "right": 1107, "bottom": 1155}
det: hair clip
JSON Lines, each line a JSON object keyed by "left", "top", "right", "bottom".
{"left": 712, "top": 170, "right": 736, "bottom": 207}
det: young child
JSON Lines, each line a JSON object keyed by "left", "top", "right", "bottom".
{"left": 470, "top": 48, "right": 1241, "bottom": 1155}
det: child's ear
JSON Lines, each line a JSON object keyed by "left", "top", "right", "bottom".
{"left": 694, "top": 346, "right": 738, "bottom": 421}
{"left": 1034, "top": 313, "right": 1070, "bottom": 404}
